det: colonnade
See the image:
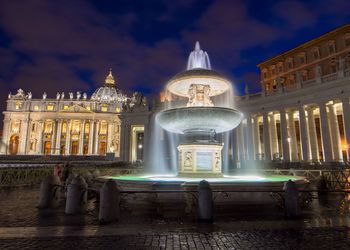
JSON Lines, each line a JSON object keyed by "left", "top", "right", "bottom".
{"left": 235, "top": 98, "right": 350, "bottom": 163}
{"left": 3, "top": 118, "right": 121, "bottom": 156}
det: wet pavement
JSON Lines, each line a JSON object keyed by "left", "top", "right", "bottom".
{"left": 0, "top": 186, "right": 350, "bottom": 249}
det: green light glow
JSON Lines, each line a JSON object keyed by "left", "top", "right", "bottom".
{"left": 109, "top": 174, "right": 304, "bottom": 183}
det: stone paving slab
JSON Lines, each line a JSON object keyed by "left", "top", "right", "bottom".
{"left": 1, "top": 217, "right": 350, "bottom": 238}
{"left": 0, "top": 227, "right": 350, "bottom": 249}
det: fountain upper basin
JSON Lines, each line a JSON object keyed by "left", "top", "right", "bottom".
{"left": 156, "top": 106, "right": 243, "bottom": 134}
{"left": 166, "top": 69, "right": 231, "bottom": 97}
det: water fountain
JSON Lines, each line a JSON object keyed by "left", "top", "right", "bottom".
{"left": 106, "top": 42, "right": 307, "bottom": 188}
{"left": 156, "top": 41, "right": 242, "bottom": 177}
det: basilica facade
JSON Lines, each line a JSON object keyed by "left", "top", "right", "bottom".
{"left": 0, "top": 70, "right": 150, "bottom": 162}
{"left": 2, "top": 24, "right": 350, "bottom": 165}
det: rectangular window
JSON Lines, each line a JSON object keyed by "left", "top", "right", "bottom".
{"left": 278, "top": 65, "right": 283, "bottom": 73}
{"left": 101, "top": 106, "right": 107, "bottom": 112}
{"left": 47, "top": 105, "right": 54, "bottom": 111}
{"left": 346, "top": 38, "right": 350, "bottom": 47}
{"left": 15, "top": 102, "right": 22, "bottom": 110}
{"left": 34, "top": 105, "right": 39, "bottom": 111}
{"left": 100, "top": 122, "right": 107, "bottom": 134}
{"left": 329, "top": 43, "right": 335, "bottom": 54}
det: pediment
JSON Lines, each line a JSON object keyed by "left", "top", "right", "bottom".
{"left": 59, "top": 104, "right": 93, "bottom": 113}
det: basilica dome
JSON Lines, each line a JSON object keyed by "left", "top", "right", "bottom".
{"left": 91, "top": 69, "right": 127, "bottom": 103}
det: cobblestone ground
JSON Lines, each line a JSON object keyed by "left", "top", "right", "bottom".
{"left": 0, "top": 227, "right": 350, "bottom": 249}
{"left": 1, "top": 186, "right": 350, "bottom": 249}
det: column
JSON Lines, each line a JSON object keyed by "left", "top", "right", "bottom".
{"left": 237, "top": 123, "right": 245, "bottom": 162}
{"left": 262, "top": 112, "right": 271, "bottom": 161}
{"left": 269, "top": 113, "right": 279, "bottom": 159}
{"left": 287, "top": 110, "right": 298, "bottom": 161}
{"left": 37, "top": 120, "right": 44, "bottom": 154}
{"left": 55, "top": 120, "right": 62, "bottom": 155}
{"left": 94, "top": 121, "right": 100, "bottom": 155}
{"left": 88, "top": 120, "right": 95, "bottom": 155}
{"left": 107, "top": 121, "right": 113, "bottom": 153}
{"left": 341, "top": 97, "right": 350, "bottom": 160}
{"left": 78, "top": 120, "right": 85, "bottom": 155}
{"left": 298, "top": 106, "right": 311, "bottom": 161}
{"left": 143, "top": 122, "right": 149, "bottom": 161}
{"left": 306, "top": 106, "right": 319, "bottom": 161}
{"left": 65, "top": 120, "right": 72, "bottom": 155}
{"left": 252, "top": 116, "right": 261, "bottom": 160}
{"left": 280, "top": 109, "right": 290, "bottom": 162}
{"left": 50, "top": 120, "right": 57, "bottom": 155}
{"left": 18, "top": 118, "right": 29, "bottom": 154}
{"left": 231, "top": 129, "right": 239, "bottom": 168}
{"left": 327, "top": 103, "right": 342, "bottom": 161}
{"left": 319, "top": 103, "right": 332, "bottom": 162}
{"left": 1, "top": 119, "right": 11, "bottom": 154}
{"left": 246, "top": 114, "right": 254, "bottom": 161}
{"left": 119, "top": 123, "right": 130, "bottom": 161}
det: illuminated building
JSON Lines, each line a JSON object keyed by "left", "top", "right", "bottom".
{"left": 1, "top": 69, "right": 150, "bottom": 162}
{"left": 236, "top": 24, "right": 350, "bottom": 163}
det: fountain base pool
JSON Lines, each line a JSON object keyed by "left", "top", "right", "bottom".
{"left": 98, "top": 174, "right": 309, "bottom": 207}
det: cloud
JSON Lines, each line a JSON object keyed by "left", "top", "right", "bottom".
{"left": 0, "top": 0, "right": 185, "bottom": 98}
{"left": 272, "top": 1, "right": 318, "bottom": 30}
{"left": 182, "top": 0, "right": 282, "bottom": 69}
{"left": 0, "top": 0, "right": 349, "bottom": 123}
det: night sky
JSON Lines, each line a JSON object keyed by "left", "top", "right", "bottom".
{"left": 0, "top": 0, "right": 350, "bottom": 117}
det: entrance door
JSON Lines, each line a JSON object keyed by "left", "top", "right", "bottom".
{"left": 9, "top": 135, "right": 19, "bottom": 155}
{"left": 71, "top": 141, "right": 79, "bottom": 155}
{"left": 44, "top": 141, "right": 51, "bottom": 155}
{"left": 99, "top": 142, "right": 106, "bottom": 155}
{"left": 83, "top": 144, "right": 88, "bottom": 155}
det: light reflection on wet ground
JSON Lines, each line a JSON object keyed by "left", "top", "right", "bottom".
{"left": 0, "top": 185, "right": 349, "bottom": 228}
{"left": 0, "top": 186, "right": 350, "bottom": 249}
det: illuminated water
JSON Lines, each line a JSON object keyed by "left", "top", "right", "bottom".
{"left": 111, "top": 174, "right": 305, "bottom": 183}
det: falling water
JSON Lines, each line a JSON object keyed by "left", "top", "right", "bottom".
{"left": 147, "top": 41, "right": 242, "bottom": 175}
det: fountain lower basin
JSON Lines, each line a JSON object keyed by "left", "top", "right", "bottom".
{"left": 99, "top": 174, "right": 309, "bottom": 206}
{"left": 156, "top": 106, "right": 243, "bottom": 134}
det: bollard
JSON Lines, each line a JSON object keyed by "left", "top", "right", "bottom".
{"left": 38, "top": 175, "right": 61, "bottom": 209}
{"left": 316, "top": 175, "right": 328, "bottom": 205}
{"left": 197, "top": 180, "right": 213, "bottom": 222}
{"left": 92, "top": 169, "right": 101, "bottom": 179}
{"left": 99, "top": 179, "right": 120, "bottom": 224}
{"left": 64, "top": 173, "right": 77, "bottom": 197}
{"left": 65, "top": 176, "right": 88, "bottom": 214}
{"left": 283, "top": 179, "right": 299, "bottom": 218}
{"left": 83, "top": 171, "right": 93, "bottom": 186}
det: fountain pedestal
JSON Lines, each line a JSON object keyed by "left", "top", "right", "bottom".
{"left": 178, "top": 144, "right": 223, "bottom": 176}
